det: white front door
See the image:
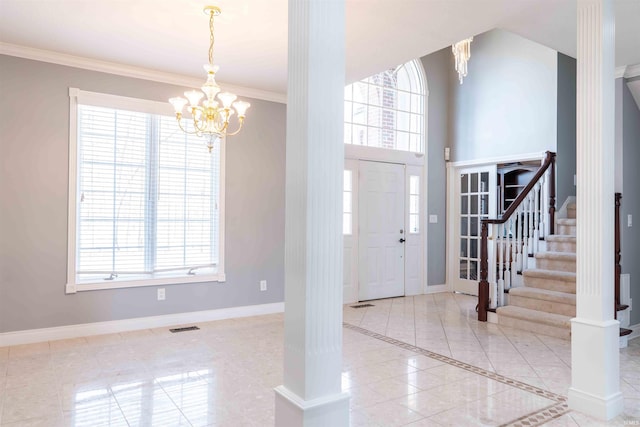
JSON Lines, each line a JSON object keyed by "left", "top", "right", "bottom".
{"left": 453, "top": 165, "right": 497, "bottom": 295}
{"left": 358, "top": 161, "right": 405, "bottom": 301}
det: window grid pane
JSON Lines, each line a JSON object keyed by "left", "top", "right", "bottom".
{"left": 344, "top": 60, "right": 424, "bottom": 153}
{"left": 343, "top": 170, "right": 353, "bottom": 235}
{"left": 409, "top": 175, "right": 420, "bottom": 234}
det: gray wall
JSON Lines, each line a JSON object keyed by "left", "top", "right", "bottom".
{"left": 448, "top": 29, "right": 558, "bottom": 162}
{"left": 556, "top": 53, "right": 577, "bottom": 206}
{"left": 0, "top": 55, "right": 286, "bottom": 333}
{"left": 621, "top": 78, "right": 640, "bottom": 326}
{"left": 421, "top": 48, "right": 449, "bottom": 286}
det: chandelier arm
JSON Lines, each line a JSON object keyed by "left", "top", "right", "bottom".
{"left": 225, "top": 120, "right": 245, "bottom": 136}
{"left": 192, "top": 118, "right": 209, "bottom": 134}
{"left": 176, "top": 117, "right": 200, "bottom": 135}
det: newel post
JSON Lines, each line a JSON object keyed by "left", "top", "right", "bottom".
{"left": 478, "top": 220, "right": 489, "bottom": 321}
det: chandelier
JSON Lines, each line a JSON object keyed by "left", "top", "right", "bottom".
{"left": 452, "top": 37, "right": 473, "bottom": 84}
{"left": 169, "top": 6, "right": 250, "bottom": 152}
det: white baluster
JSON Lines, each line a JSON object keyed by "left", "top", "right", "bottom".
{"left": 539, "top": 174, "right": 547, "bottom": 240}
{"left": 505, "top": 217, "right": 512, "bottom": 289}
{"left": 497, "top": 223, "right": 505, "bottom": 306}
{"left": 522, "top": 199, "right": 529, "bottom": 272}
{"left": 533, "top": 182, "right": 540, "bottom": 255}
{"left": 528, "top": 193, "right": 535, "bottom": 258}
{"left": 516, "top": 205, "right": 523, "bottom": 273}
{"left": 488, "top": 224, "right": 498, "bottom": 309}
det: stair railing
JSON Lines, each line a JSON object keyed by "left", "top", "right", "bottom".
{"left": 615, "top": 193, "right": 628, "bottom": 318}
{"left": 478, "top": 151, "right": 556, "bottom": 321}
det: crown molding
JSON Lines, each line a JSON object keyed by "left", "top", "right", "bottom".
{"left": 624, "top": 64, "right": 640, "bottom": 79}
{"left": 0, "top": 42, "right": 287, "bottom": 104}
{"left": 616, "top": 64, "right": 640, "bottom": 79}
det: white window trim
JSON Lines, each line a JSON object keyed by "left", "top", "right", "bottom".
{"left": 65, "top": 88, "right": 226, "bottom": 294}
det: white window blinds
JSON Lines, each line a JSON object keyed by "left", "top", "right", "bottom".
{"left": 75, "top": 103, "right": 220, "bottom": 285}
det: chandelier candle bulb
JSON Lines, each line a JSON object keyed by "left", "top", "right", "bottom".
{"left": 168, "top": 5, "right": 250, "bottom": 151}
{"left": 169, "top": 97, "right": 188, "bottom": 114}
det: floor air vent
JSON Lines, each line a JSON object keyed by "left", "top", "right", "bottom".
{"left": 169, "top": 326, "right": 200, "bottom": 333}
{"left": 351, "top": 304, "right": 374, "bottom": 309}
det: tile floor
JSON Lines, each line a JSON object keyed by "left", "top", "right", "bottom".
{"left": 0, "top": 292, "right": 638, "bottom": 426}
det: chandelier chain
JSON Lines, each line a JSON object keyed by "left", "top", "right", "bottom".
{"left": 208, "top": 11, "right": 215, "bottom": 65}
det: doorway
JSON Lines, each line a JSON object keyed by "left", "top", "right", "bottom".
{"left": 452, "top": 165, "right": 496, "bottom": 295}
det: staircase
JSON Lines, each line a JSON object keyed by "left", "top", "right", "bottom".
{"left": 495, "top": 201, "right": 632, "bottom": 340}
{"left": 496, "top": 205, "right": 577, "bottom": 339}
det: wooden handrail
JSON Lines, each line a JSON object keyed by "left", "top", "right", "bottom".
{"left": 482, "top": 151, "right": 556, "bottom": 226}
{"left": 478, "top": 151, "right": 556, "bottom": 321}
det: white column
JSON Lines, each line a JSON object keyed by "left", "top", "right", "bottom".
{"left": 274, "top": 0, "right": 350, "bottom": 426}
{"left": 569, "top": 0, "right": 623, "bottom": 420}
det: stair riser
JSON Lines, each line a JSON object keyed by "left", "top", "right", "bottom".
{"left": 498, "top": 316, "right": 570, "bottom": 339}
{"left": 509, "top": 295, "right": 576, "bottom": 317}
{"left": 557, "top": 224, "right": 576, "bottom": 235}
{"left": 547, "top": 241, "right": 576, "bottom": 253}
{"left": 567, "top": 206, "right": 576, "bottom": 219}
{"left": 536, "top": 258, "right": 576, "bottom": 272}
{"left": 523, "top": 275, "right": 576, "bottom": 293}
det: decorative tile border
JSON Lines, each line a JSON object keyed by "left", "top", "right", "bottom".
{"left": 344, "top": 322, "right": 572, "bottom": 426}
{"left": 501, "top": 402, "right": 570, "bottom": 427}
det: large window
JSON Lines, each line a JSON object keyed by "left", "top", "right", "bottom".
{"left": 66, "top": 89, "right": 224, "bottom": 292}
{"left": 344, "top": 59, "right": 425, "bottom": 153}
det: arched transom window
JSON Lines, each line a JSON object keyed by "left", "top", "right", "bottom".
{"left": 344, "top": 59, "right": 425, "bottom": 153}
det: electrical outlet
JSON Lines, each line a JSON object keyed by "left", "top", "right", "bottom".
{"left": 628, "top": 214, "right": 633, "bottom": 228}
{"left": 157, "top": 288, "right": 166, "bottom": 301}
{"left": 260, "top": 280, "right": 267, "bottom": 291}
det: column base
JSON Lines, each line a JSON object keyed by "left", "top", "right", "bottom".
{"left": 274, "top": 386, "right": 350, "bottom": 427}
{"left": 567, "top": 387, "right": 623, "bottom": 420}
{"left": 569, "top": 317, "right": 623, "bottom": 420}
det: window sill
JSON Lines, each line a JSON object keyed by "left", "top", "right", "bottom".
{"left": 65, "top": 273, "right": 226, "bottom": 294}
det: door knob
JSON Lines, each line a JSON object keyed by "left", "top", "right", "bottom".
{"left": 399, "top": 238, "right": 406, "bottom": 243}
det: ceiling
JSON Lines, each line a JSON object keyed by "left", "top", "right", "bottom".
{"left": 1, "top": 0, "right": 639, "bottom": 96}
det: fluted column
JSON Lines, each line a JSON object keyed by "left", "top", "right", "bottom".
{"left": 274, "top": 0, "right": 349, "bottom": 426}
{"left": 569, "top": 0, "right": 623, "bottom": 420}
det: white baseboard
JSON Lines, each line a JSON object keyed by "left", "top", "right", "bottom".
{"left": 425, "top": 284, "right": 449, "bottom": 294}
{"left": 0, "top": 302, "right": 284, "bottom": 347}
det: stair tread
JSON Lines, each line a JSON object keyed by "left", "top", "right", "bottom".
{"left": 557, "top": 218, "right": 577, "bottom": 225}
{"left": 535, "top": 251, "right": 577, "bottom": 260}
{"left": 546, "top": 235, "right": 576, "bottom": 242}
{"left": 509, "top": 287, "right": 576, "bottom": 305}
{"left": 497, "top": 305, "right": 572, "bottom": 328}
{"left": 523, "top": 269, "right": 576, "bottom": 281}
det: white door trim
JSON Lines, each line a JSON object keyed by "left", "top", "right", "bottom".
{"left": 446, "top": 151, "right": 547, "bottom": 169}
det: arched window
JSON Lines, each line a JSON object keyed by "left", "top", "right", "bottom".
{"left": 344, "top": 59, "right": 426, "bottom": 153}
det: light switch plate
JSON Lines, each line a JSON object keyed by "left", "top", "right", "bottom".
{"left": 628, "top": 214, "right": 633, "bottom": 227}
{"left": 429, "top": 214, "right": 438, "bottom": 224}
